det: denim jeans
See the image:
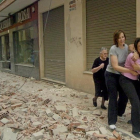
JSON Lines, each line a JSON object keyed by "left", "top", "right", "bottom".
{"left": 105, "top": 71, "right": 128, "bottom": 125}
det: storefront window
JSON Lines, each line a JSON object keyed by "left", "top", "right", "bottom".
{"left": 0, "top": 35, "right": 11, "bottom": 69}
{"left": 14, "top": 27, "right": 34, "bottom": 65}
{"left": 0, "top": 35, "right": 10, "bottom": 61}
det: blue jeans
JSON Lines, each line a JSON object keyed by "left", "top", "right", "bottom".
{"left": 105, "top": 71, "right": 128, "bottom": 125}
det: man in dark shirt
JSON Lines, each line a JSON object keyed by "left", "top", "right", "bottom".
{"left": 92, "top": 47, "right": 109, "bottom": 109}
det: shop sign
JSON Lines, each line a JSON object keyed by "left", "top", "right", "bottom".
{"left": 0, "top": 18, "right": 11, "bottom": 31}
{"left": 18, "top": 8, "right": 31, "bottom": 23}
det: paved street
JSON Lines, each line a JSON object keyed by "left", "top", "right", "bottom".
{"left": 0, "top": 71, "right": 138, "bottom": 140}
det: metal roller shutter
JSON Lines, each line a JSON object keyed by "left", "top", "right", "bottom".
{"left": 86, "top": 0, "right": 136, "bottom": 70}
{"left": 43, "top": 5, "right": 65, "bottom": 83}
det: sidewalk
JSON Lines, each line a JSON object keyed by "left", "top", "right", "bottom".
{"left": 0, "top": 71, "right": 138, "bottom": 140}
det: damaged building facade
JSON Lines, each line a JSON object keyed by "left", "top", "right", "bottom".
{"left": 0, "top": 0, "right": 140, "bottom": 94}
{"left": 0, "top": 0, "right": 39, "bottom": 79}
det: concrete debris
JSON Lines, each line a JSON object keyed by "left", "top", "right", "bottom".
{"left": 68, "top": 122, "right": 81, "bottom": 131}
{"left": 32, "top": 131, "right": 43, "bottom": 140}
{"left": 11, "top": 103, "right": 23, "bottom": 109}
{"left": 79, "top": 94, "right": 88, "bottom": 99}
{"left": 67, "top": 133, "right": 75, "bottom": 139}
{"left": 0, "top": 72, "right": 137, "bottom": 140}
{"left": 32, "top": 122, "right": 42, "bottom": 127}
{"left": 62, "top": 119, "right": 70, "bottom": 125}
{"left": 2, "top": 128, "right": 18, "bottom": 140}
{"left": 99, "top": 127, "right": 108, "bottom": 135}
{"left": 92, "top": 110, "right": 102, "bottom": 116}
{"left": 86, "top": 130, "right": 100, "bottom": 136}
{"left": 46, "top": 108, "right": 53, "bottom": 117}
{"left": 0, "top": 110, "right": 9, "bottom": 119}
{"left": 0, "top": 118, "right": 9, "bottom": 124}
{"left": 55, "top": 105, "right": 66, "bottom": 113}
{"left": 41, "top": 124, "right": 49, "bottom": 131}
{"left": 80, "top": 110, "right": 93, "bottom": 115}
{"left": 52, "top": 114, "right": 61, "bottom": 121}
{"left": 52, "top": 125, "right": 67, "bottom": 135}
{"left": 9, "top": 99, "right": 23, "bottom": 105}
{"left": 43, "top": 98, "right": 51, "bottom": 105}
{"left": 72, "top": 107, "right": 79, "bottom": 117}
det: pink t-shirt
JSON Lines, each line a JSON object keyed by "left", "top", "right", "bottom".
{"left": 123, "top": 53, "right": 140, "bottom": 80}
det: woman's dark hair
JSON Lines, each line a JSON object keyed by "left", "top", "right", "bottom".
{"left": 113, "top": 30, "right": 126, "bottom": 47}
{"left": 134, "top": 38, "right": 140, "bottom": 56}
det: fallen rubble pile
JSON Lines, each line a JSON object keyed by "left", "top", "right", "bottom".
{"left": 0, "top": 92, "right": 135, "bottom": 140}
{"left": 0, "top": 72, "right": 137, "bottom": 140}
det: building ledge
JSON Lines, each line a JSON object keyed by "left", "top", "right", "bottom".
{"left": 15, "top": 63, "right": 35, "bottom": 68}
{"left": 83, "top": 71, "right": 92, "bottom": 75}
{"left": 42, "top": 77, "right": 66, "bottom": 85}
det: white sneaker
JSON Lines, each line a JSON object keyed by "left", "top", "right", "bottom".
{"left": 109, "top": 124, "right": 116, "bottom": 130}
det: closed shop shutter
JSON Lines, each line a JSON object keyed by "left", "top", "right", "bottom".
{"left": 86, "top": 0, "right": 136, "bottom": 70}
{"left": 43, "top": 5, "right": 65, "bottom": 83}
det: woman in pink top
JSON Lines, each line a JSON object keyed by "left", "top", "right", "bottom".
{"left": 119, "top": 38, "right": 140, "bottom": 138}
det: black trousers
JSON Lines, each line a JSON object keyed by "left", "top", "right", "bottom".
{"left": 105, "top": 71, "right": 128, "bottom": 125}
{"left": 119, "top": 75, "right": 140, "bottom": 133}
{"left": 94, "top": 78, "right": 108, "bottom": 100}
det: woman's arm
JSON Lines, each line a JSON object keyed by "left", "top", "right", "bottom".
{"left": 111, "top": 55, "right": 138, "bottom": 75}
{"left": 126, "top": 53, "right": 140, "bottom": 73}
{"left": 132, "top": 51, "right": 139, "bottom": 61}
{"left": 132, "top": 63, "right": 140, "bottom": 71}
{"left": 129, "top": 44, "right": 135, "bottom": 52}
{"left": 131, "top": 51, "right": 140, "bottom": 71}
{"left": 91, "top": 63, "right": 104, "bottom": 73}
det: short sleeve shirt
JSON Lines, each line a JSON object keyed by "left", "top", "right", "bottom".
{"left": 106, "top": 44, "right": 128, "bottom": 74}
{"left": 123, "top": 53, "right": 140, "bottom": 80}
{"left": 92, "top": 57, "right": 109, "bottom": 81}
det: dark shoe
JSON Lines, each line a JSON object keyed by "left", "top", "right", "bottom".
{"left": 132, "top": 132, "right": 140, "bottom": 138}
{"left": 127, "top": 120, "right": 132, "bottom": 124}
{"left": 93, "top": 98, "right": 97, "bottom": 107}
{"left": 101, "top": 105, "right": 107, "bottom": 110}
